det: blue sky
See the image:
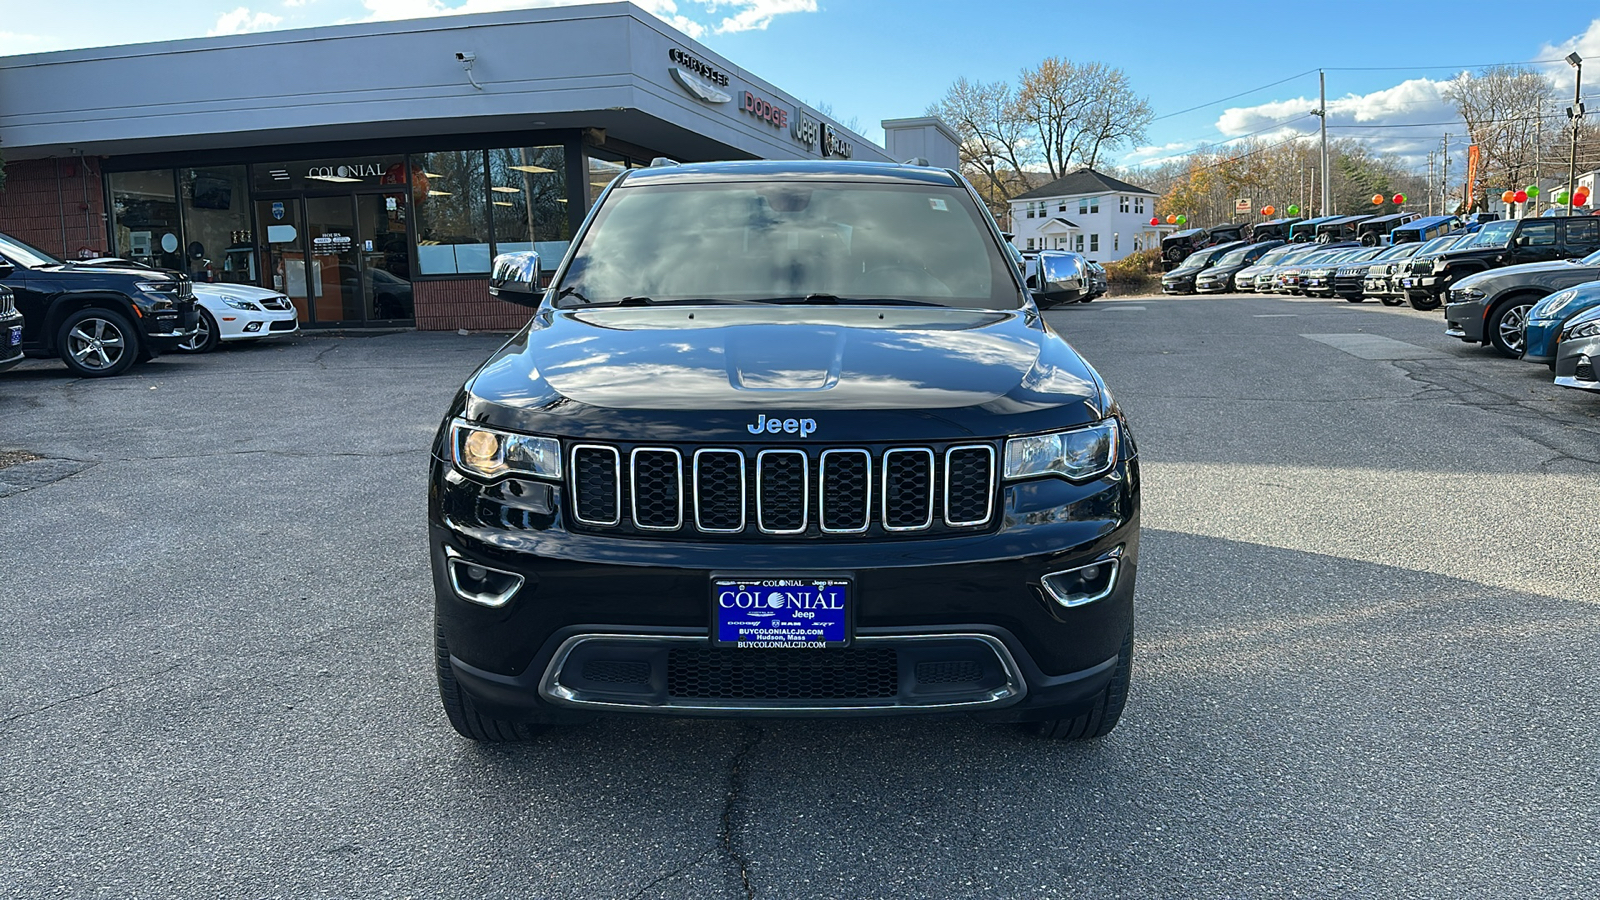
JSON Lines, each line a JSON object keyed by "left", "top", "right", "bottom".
{"left": 4, "top": 0, "right": 1599, "bottom": 172}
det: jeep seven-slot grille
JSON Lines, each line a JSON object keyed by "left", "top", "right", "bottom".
{"left": 568, "top": 443, "right": 997, "bottom": 538}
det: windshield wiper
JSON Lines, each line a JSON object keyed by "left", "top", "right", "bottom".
{"left": 554, "top": 285, "right": 590, "bottom": 306}
{"left": 765, "top": 294, "right": 942, "bottom": 307}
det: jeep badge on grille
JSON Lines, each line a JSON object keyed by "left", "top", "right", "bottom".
{"left": 747, "top": 414, "right": 817, "bottom": 437}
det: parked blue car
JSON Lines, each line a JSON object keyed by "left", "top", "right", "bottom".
{"left": 1523, "top": 282, "right": 1600, "bottom": 367}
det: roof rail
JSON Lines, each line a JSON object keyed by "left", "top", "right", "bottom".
{"left": 649, "top": 157, "right": 680, "bottom": 167}
{"left": 901, "top": 157, "right": 930, "bottom": 166}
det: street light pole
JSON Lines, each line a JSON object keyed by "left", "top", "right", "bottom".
{"left": 1568, "top": 53, "right": 1584, "bottom": 216}
{"left": 1318, "top": 71, "right": 1330, "bottom": 217}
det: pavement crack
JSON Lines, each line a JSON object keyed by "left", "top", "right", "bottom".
{"left": 627, "top": 848, "right": 717, "bottom": 900}
{"left": 0, "top": 663, "right": 181, "bottom": 729}
{"left": 720, "top": 724, "right": 765, "bottom": 900}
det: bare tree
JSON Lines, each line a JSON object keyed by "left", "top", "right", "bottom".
{"left": 1019, "top": 58, "right": 1153, "bottom": 177}
{"left": 1442, "top": 66, "right": 1558, "bottom": 208}
{"left": 927, "top": 77, "right": 1034, "bottom": 211}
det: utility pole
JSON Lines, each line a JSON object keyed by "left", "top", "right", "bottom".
{"left": 1441, "top": 134, "right": 1451, "bottom": 215}
{"left": 1568, "top": 53, "right": 1584, "bottom": 216}
{"left": 1317, "top": 71, "right": 1330, "bottom": 217}
{"left": 1427, "top": 151, "right": 1436, "bottom": 216}
{"left": 1535, "top": 94, "right": 1543, "bottom": 211}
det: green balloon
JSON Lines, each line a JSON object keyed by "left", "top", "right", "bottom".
{"left": 1527, "top": 185, "right": 1541, "bottom": 197}
{"left": 1557, "top": 190, "right": 1571, "bottom": 204}
{"left": 1288, "top": 205, "right": 1300, "bottom": 216}
{"left": 1176, "top": 214, "right": 1187, "bottom": 225}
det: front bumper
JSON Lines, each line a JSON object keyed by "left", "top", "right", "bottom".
{"left": 1522, "top": 322, "right": 1560, "bottom": 366}
{"left": 143, "top": 303, "right": 201, "bottom": 352}
{"left": 430, "top": 452, "right": 1140, "bottom": 722}
{"left": 1444, "top": 299, "right": 1487, "bottom": 342}
{"left": 1554, "top": 336, "right": 1600, "bottom": 392}
{"left": 1, "top": 315, "right": 23, "bottom": 372}
{"left": 1162, "top": 276, "right": 1197, "bottom": 294}
{"left": 218, "top": 307, "right": 301, "bottom": 341}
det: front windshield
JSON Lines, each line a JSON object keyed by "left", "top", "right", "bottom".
{"left": 1216, "top": 246, "right": 1252, "bottom": 267}
{"left": 555, "top": 179, "right": 1019, "bottom": 309}
{"left": 1374, "top": 242, "right": 1422, "bottom": 260}
{"left": 1253, "top": 247, "right": 1295, "bottom": 267}
{"left": 1418, "top": 234, "right": 1461, "bottom": 255}
{"left": 0, "top": 232, "right": 65, "bottom": 268}
{"left": 1580, "top": 248, "right": 1600, "bottom": 265}
{"left": 1460, "top": 221, "right": 1515, "bottom": 249}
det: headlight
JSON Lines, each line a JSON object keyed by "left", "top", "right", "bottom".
{"left": 1457, "top": 288, "right": 1486, "bottom": 301}
{"left": 1004, "top": 420, "right": 1119, "bottom": 482}
{"left": 450, "top": 420, "right": 562, "bottom": 480}
{"left": 223, "top": 299, "right": 262, "bottom": 311}
{"left": 135, "top": 282, "right": 177, "bottom": 309}
{"left": 1565, "top": 320, "right": 1600, "bottom": 340}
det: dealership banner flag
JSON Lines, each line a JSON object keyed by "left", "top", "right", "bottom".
{"left": 1465, "top": 145, "right": 1480, "bottom": 209}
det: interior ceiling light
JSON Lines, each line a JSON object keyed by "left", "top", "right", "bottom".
{"left": 508, "top": 165, "right": 554, "bottom": 174}
{"left": 491, "top": 186, "right": 522, "bottom": 193}
{"left": 555, "top": 198, "right": 567, "bottom": 203}
{"left": 429, "top": 190, "right": 453, "bottom": 196}
{"left": 308, "top": 175, "right": 362, "bottom": 183}
{"left": 422, "top": 171, "right": 444, "bottom": 178}
{"left": 492, "top": 201, "right": 514, "bottom": 207}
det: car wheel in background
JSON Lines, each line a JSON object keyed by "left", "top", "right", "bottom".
{"left": 57, "top": 307, "right": 140, "bottom": 378}
{"left": 1380, "top": 296, "right": 1406, "bottom": 307}
{"left": 1346, "top": 295, "right": 1365, "bottom": 303}
{"left": 1409, "top": 294, "right": 1441, "bottom": 311}
{"left": 176, "top": 309, "right": 220, "bottom": 354}
{"left": 1487, "top": 298, "right": 1536, "bottom": 358}
{"left": 1024, "top": 627, "right": 1132, "bottom": 740}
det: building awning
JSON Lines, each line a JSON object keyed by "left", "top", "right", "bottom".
{"left": 1038, "top": 217, "right": 1079, "bottom": 233}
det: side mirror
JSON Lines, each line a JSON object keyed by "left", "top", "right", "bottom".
{"left": 0, "top": 260, "right": 13, "bottom": 279}
{"left": 1033, "top": 251, "right": 1085, "bottom": 304}
{"left": 488, "top": 251, "right": 542, "bottom": 309}
{"left": 1514, "top": 235, "right": 1529, "bottom": 247}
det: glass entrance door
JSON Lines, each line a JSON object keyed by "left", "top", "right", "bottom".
{"left": 357, "top": 192, "right": 413, "bottom": 320}
{"left": 257, "top": 198, "right": 311, "bottom": 323}
{"left": 304, "top": 196, "right": 362, "bottom": 325}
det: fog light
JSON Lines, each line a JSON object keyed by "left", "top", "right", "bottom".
{"left": 444, "top": 548, "right": 525, "bottom": 608}
{"left": 1041, "top": 547, "right": 1123, "bottom": 608}
{"left": 244, "top": 321, "right": 263, "bottom": 332}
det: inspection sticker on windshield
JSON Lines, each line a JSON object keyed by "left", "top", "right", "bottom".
{"left": 929, "top": 197, "right": 948, "bottom": 211}
{"left": 712, "top": 577, "right": 851, "bottom": 648}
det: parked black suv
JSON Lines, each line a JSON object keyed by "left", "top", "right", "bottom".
{"left": 1403, "top": 216, "right": 1600, "bottom": 311}
{"left": 0, "top": 231, "right": 198, "bottom": 377}
{"left": 1160, "top": 224, "right": 1244, "bottom": 271}
{"left": 429, "top": 161, "right": 1140, "bottom": 742}
{"left": 0, "top": 283, "right": 22, "bottom": 372}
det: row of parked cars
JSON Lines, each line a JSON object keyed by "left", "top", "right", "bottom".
{"left": 0, "top": 230, "right": 301, "bottom": 378}
{"left": 1158, "top": 211, "right": 1600, "bottom": 396}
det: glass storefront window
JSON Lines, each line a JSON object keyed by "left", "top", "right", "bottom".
{"left": 489, "top": 145, "right": 570, "bottom": 268}
{"left": 586, "top": 154, "right": 626, "bottom": 211}
{"left": 179, "top": 166, "right": 253, "bottom": 284}
{"left": 109, "top": 170, "right": 180, "bottom": 269}
{"left": 414, "top": 150, "right": 491, "bottom": 275}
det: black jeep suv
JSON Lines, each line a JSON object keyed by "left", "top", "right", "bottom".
{"left": 0, "top": 231, "right": 198, "bottom": 377}
{"left": 1402, "top": 216, "right": 1600, "bottom": 311}
{"left": 429, "top": 161, "right": 1140, "bottom": 742}
{"left": 0, "top": 283, "right": 22, "bottom": 372}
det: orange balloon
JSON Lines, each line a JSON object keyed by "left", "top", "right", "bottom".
{"left": 1262, "top": 205, "right": 1276, "bottom": 216}
{"left": 1371, "top": 194, "right": 1384, "bottom": 205}
{"left": 1502, "top": 190, "right": 1517, "bottom": 203}
{"left": 1166, "top": 214, "right": 1177, "bottom": 224}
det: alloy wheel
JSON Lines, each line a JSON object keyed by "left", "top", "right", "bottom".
{"left": 1497, "top": 303, "right": 1533, "bottom": 356}
{"left": 66, "top": 317, "right": 127, "bottom": 371}
{"left": 178, "top": 313, "right": 211, "bottom": 351}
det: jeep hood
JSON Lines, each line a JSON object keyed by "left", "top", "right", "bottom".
{"left": 459, "top": 305, "right": 1108, "bottom": 441}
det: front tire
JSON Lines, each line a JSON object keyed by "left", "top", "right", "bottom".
{"left": 1025, "top": 628, "right": 1132, "bottom": 740}
{"left": 1487, "top": 298, "right": 1536, "bottom": 358}
{"left": 57, "top": 308, "right": 140, "bottom": 377}
{"left": 1345, "top": 295, "right": 1365, "bottom": 303}
{"left": 176, "top": 309, "right": 220, "bottom": 354}
{"left": 1409, "top": 294, "right": 1441, "bottom": 311}
{"left": 435, "top": 621, "right": 546, "bottom": 742}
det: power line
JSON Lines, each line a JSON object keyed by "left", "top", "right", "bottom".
{"left": 1150, "top": 70, "right": 1318, "bottom": 122}
{"left": 1321, "top": 59, "right": 1572, "bottom": 72}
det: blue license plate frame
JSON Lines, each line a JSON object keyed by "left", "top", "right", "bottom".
{"left": 711, "top": 575, "right": 853, "bottom": 649}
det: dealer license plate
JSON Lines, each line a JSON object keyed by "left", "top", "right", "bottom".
{"left": 1402, "top": 278, "right": 1415, "bottom": 287}
{"left": 8, "top": 327, "right": 19, "bottom": 346}
{"left": 712, "top": 577, "right": 851, "bottom": 648}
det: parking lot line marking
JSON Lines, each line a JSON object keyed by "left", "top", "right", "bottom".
{"left": 1300, "top": 333, "right": 1448, "bottom": 360}
{"left": 1105, "top": 306, "right": 1146, "bottom": 310}
{"left": 1253, "top": 314, "right": 1299, "bottom": 318}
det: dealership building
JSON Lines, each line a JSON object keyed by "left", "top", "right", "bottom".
{"left": 0, "top": 2, "right": 959, "bottom": 330}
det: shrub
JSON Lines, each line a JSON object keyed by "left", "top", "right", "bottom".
{"left": 1102, "top": 247, "right": 1160, "bottom": 295}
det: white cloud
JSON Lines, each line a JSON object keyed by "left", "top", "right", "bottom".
{"left": 208, "top": 7, "right": 285, "bottom": 35}
{"left": 698, "top": 0, "right": 817, "bottom": 34}
{"left": 1536, "top": 17, "right": 1600, "bottom": 94}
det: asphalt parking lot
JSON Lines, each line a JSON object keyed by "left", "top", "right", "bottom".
{"left": 3, "top": 294, "right": 1598, "bottom": 899}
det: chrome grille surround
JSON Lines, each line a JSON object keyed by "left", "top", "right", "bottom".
{"left": 755, "top": 449, "right": 809, "bottom": 535}
{"left": 881, "top": 448, "right": 935, "bottom": 532}
{"left": 570, "top": 444, "right": 622, "bottom": 526}
{"left": 692, "top": 449, "right": 746, "bottom": 533}
{"left": 818, "top": 449, "right": 871, "bottom": 534}
{"left": 565, "top": 441, "right": 997, "bottom": 538}
{"left": 943, "top": 445, "right": 997, "bottom": 527}
{"left": 629, "top": 447, "right": 683, "bottom": 531}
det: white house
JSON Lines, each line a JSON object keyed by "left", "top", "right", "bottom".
{"left": 1008, "top": 168, "right": 1163, "bottom": 264}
